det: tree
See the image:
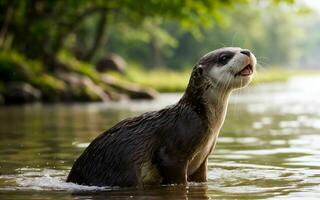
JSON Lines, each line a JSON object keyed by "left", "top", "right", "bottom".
{"left": 0, "top": 1, "right": 246, "bottom": 66}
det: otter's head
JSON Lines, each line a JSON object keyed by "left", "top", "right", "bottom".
{"left": 195, "top": 47, "right": 256, "bottom": 90}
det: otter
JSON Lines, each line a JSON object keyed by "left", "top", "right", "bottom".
{"left": 67, "top": 47, "right": 256, "bottom": 187}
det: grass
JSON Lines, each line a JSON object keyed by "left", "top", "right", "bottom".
{"left": 110, "top": 66, "right": 191, "bottom": 92}
{"left": 111, "top": 65, "right": 320, "bottom": 93}
{"left": 252, "top": 67, "right": 320, "bottom": 85}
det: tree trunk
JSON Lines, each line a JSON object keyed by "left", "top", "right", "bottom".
{"left": 51, "top": 7, "right": 106, "bottom": 54}
{"left": 0, "top": 6, "right": 13, "bottom": 48}
{"left": 150, "top": 36, "right": 163, "bottom": 68}
{"left": 80, "top": 9, "right": 107, "bottom": 61}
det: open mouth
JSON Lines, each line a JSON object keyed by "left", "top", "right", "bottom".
{"left": 235, "top": 64, "right": 253, "bottom": 77}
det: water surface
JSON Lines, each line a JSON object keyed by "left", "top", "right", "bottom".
{"left": 1, "top": 77, "right": 320, "bottom": 199}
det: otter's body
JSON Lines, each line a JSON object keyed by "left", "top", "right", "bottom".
{"left": 67, "top": 47, "right": 256, "bottom": 187}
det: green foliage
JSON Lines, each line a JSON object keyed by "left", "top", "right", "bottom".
{"left": 0, "top": 58, "right": 30, "bottom": 82}
{"left": 1, "top": 0, "right": 297, "bottom": 68}
{"left": 0, "top": 0, "right": 242, "bottom": 61}
{"left": 106, "top": 1, "right": 306, "bottom": 69}
{"left": 0, "top": 50, "right": 42, "bottom": 82}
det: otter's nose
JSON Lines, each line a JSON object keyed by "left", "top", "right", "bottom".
{"left": 240, "top": 50, "right": 251, "bottom": 57}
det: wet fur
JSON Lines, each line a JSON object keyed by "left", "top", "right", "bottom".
{"left": 67, "top": 68, "right": 214, "bottom": 186}
{"left": 67, "top": 47, "right": 255, "bottom": 187}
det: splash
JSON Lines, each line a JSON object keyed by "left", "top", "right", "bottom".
{"left": 0, "top": 168, "right": 107, "bottom": 191}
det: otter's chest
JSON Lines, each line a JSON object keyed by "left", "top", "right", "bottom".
{"left": 187, "top": 130, "right": 218, "bottom": 175}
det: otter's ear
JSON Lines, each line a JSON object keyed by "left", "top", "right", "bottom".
{"left": 196, "top": 65, "right": 204, "bottom": 76}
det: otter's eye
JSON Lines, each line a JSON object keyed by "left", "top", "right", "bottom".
{"left": 197, "top": 67, "right": 204, "bottom": 76}
{"left": 218, "top": 52, "right": 234, "bottom": 65}
{"left": 221, "top": 56, "right": 227, "bottom": 61}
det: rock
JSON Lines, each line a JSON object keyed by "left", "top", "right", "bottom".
{"left": 3, "top": 82, "right": 41, "bottom": 104}
{"left": 30, "top": 74, "right": 68, "bottom": 102}
{"left": 96, "top": 54, "right": 126, "bottom": 74}
{"left": 57, "top": 72, "right": 110, "bottom": 102}
{"left": 101, "top": 75, "right": 157, "bottom": 100}
{"left": 123, "top": 85, "right": 157, "bottom": 99}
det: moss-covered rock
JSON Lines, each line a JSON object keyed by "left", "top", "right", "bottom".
{"left": 58, "top": 51, "right": 100, "bottom": 83}
{"left": 96, "top": 54, "right": 127, "bottom": 74}
{"left": 0, "top": 50, "right": 159, "bottom": 104}
{"left": 101, "top": 75, "right": 157, "bottom": 100}
{"left": 30, "top": 74, "right": 67, "bottom": 102}
{"left": 57, "top": 72, "right": 110, "bottom": 102}
{"left": 3, "top": 82, "right": 41, "bottom": 104}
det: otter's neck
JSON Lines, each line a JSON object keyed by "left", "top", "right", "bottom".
{"left": 203, "top": 87, "right": 231, "bottom": 129}
{"left": 179, "top": 83, "right": 232, "bottom": 129}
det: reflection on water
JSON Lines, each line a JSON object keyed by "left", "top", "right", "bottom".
{"left": 1, "top": 77, "right": 320, "bottom": 199}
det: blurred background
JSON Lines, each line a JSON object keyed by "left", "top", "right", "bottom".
{"left": 1, "top": 1, "right": 320, "bottom": 199}
{"left": 0, "top": 0, "right": 320, "bottom": 104}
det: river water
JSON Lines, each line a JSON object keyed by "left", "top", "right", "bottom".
{"left": 0, "top": 77, "right": 320, "bottom": 199}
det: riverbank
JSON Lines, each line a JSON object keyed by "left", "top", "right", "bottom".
{"left": 1, "top": 50, "right": 319, "bottom": 105}
{"left": 0, "top": 51, "right": 157, "bottom": 105}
